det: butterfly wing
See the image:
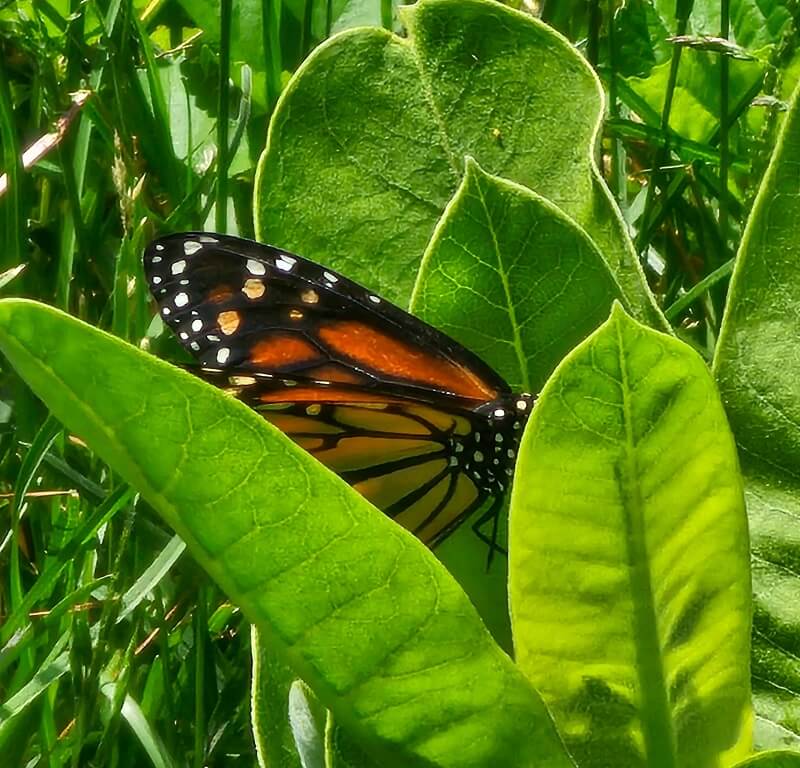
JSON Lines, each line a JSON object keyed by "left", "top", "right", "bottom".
{"left": 200, "top": 369, "right": 509, "bottom": 546}
{"left": 143, "top": 232, "right": 528, "bottom": 546}
{"left": 143, "top": 232, "right": 510, "bottom": 406}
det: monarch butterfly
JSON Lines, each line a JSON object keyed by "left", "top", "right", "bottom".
{"left": 143, "top": 233, "right": 534, "bottom": 551}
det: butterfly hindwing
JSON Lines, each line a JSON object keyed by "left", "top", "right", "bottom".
{"left": 198, "top": 368, "right": 500, "bottom": 546}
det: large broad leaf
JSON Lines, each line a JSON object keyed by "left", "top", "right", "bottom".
{"left": 404, "top": 158, "right": 628, "bottom": 646}
{"left": 614, "top": 0, "right": 792, "bottom": 78}
{"left": 627, "top": 50, "right": 766, "bottom": 143}
{"left": 0, "top": 299, "right": 572, "bottom": 768}
{"left": 255, "top": 0, "right": 662, "bottom": 327}
{"left": 733, "top": 753, "right": 800, "bottom": 767}
{"left": 411, "top": 159, "right": 626, "bottom": 394}
{"left": 409, "top": 159, "right": 625, "bottom": 647}
{"left": 510, "top": 304, "right": 752, "bottom": 768}
{"left": 714, "top": 78, "right": 800, "bottom": 750}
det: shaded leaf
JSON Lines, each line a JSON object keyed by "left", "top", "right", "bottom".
{"left": 511, "top": 304, "right": 752, "bottom": 768}
{"left": 256, "top": 0, "right": 661, "bottom": 327}
{"left": 733, "top": 752, "right": 800, "bottom": 767}
{"left": 409, "top": 159, "right": 625, "bottom": 646}
{"left": 627, "top": 48, "right": 766, "bottom": 142}
{"left": 251, "top": 626, "right": 304, "bottom": 768}
{"left": 411, "top": 158, "right": 626, "bottom": 394}
{"left": 714, "top": 77, "right": 800, "bottom": 749}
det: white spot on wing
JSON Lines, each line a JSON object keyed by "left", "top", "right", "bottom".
{"left": 171, "top": 259, "right": 187, "bottom": 275}
{"left": 190, "top": 342, "right": 199, "bottom": 351}
{"left": 323, "top": 271, "right": 338, "bottom": 283}
{"left": 161, "top": 307, "right": 170, "bottom": 316}
{"left": 246, "top": 259, "right": 266, "bottom": 276}
{"left": 152, "top": 276, "right": 162, "bottom": 285}
{"left": 174, "top": 292, "right": 189, "bottom": 307}
{"left": 199, "top": 235, "right": 219, "bottom": 243}
{"left": 184, "top": 241, "right": 202, "bottom": 256}
{"left": 179, "top": 332, "right": 189, "bottom": 340}
{"left": 151, "top": 255, "right": 162, "bottom": 263}
{"left": 155, "top": 244, "right": 165, "bottom": 252}
{"left": 191, "top": 318, "right": 203, "bottom": 332}
{"left": 368, "top": 294, "right": 381, "bottom": 304}
{"left": 276, "top": 254, "right": 296, "bottom": 272}
{"left": 217, "top": 348, "right": 230, "bottom": 364}
{"left": 493, "top": 408, "right": 505, "bottom": 418}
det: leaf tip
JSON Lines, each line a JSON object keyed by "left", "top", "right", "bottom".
{"left": 608, "top": 299, "right": 628, "bottom": 321}
{"left": 604, "top": 299, "right": 642, "bottom": 337}
{"left": 461, "top": 155, "right": 491, "bottom": 189}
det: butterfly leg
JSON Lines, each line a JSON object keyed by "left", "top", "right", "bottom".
{"left": 471, "top": 496, "right": 507, "bottom": 571}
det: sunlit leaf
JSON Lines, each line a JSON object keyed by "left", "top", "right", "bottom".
{"left": 0, "top": 298, "right": 572, "bottom": 768}
{"left": 511, "top": 304, "right": 752, "bottom": 767}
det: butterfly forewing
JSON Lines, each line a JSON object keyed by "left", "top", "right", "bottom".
{"left": 143, "top": 233, "right": 507, "bottom": 404}
{"left": 143, "top": 232, "right": 533, "bottom": 548}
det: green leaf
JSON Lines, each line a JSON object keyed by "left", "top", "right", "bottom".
{"left": 410, "top": 160, "right": 625, "bottom": 648}
{"left": 327, "top": 716, "right": 382, "bottom": 767}
{"left": 612, "top": 1, "right": 673, "bottom": 78}
{"left": 714, "top": 78, "right": 800, "bottom": 750}
{"left": 627, "top": 49, "right": 765, "bottom": 142}
{"left": 0, "top": 298, "right": 573, "bottom": 768}
{"left": 733, "top": 753, "right": 800, "bottom": 768}
{"left": 255, "top": 0, "right": 661, "bottom": 327}
{"left": 411, "top": 158, "right": 626, "bottom": 394}
{"left": 251, "top": 626, "right": 304, "bottom": 768}
{"left": 175, "top": 0, "right": 272, "bottom": 111}
{"left": 613, "top": 0, "right": 792, "bottom": 79}
{"left": 682, "top": 0, "right": 792, "bottom": 51}
{"left": 510, "top": 304, "right": 752, "bottom": 768}
{"left": 289, "top": 680, "right": 326, "bottom": 768}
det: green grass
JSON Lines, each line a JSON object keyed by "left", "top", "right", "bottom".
{"left": 1, "top": 0, "right": 798, "bottom": 764}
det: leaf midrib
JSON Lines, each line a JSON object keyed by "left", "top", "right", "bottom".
{"left": 616, "top": 318, "right": 676, "bottom": 768}
{"left": 474, "top": 174, "right": 531, "bottom": 393}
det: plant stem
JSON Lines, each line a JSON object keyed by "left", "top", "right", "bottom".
{"left": 635, "top": 2, "right": 693, "bottom": 256}
{"left": 216, "top": 0, "right": 232, "bottom": 233}
{"left": 607, "top": 1, "right": 625, "bottom": 204}
{"left": 588, "top": 0, "right": 601, "bottom": 66}
{"left": 0, "top": 55, "right": 23, "bottom": 270}
{"left": 262, "top": 0, "right": 282, "bottom": 109}
{"left": 719, "top": 0, "right": 730, "bottom": 256}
